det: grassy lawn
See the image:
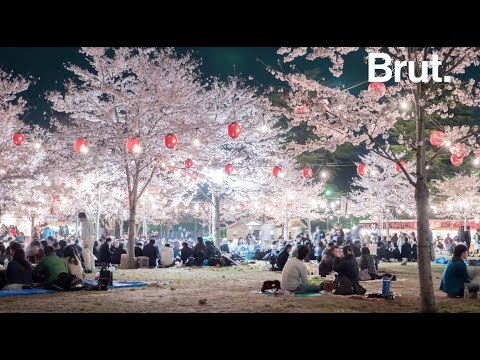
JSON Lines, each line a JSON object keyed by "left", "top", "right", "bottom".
{"left": 1, "top": 261, "right": 480, "bottom": 312}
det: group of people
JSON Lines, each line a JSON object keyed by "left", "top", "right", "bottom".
{"left": 0, "top": 239, "right": 85, "bottom": 290}
{"left": 0, "top": 224, "right": 26, "bottom": 243}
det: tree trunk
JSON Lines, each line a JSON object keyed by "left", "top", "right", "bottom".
{"left": 415, "top": 87, "right": 437, "bottom": 313}
{"left": 30, "top": 215, "right": 35, "bottom": 241}
{"left": 284, "top": 193, "right": 289, "bottom": 240}
{"left": 127, "top": 204, "right": 136, "bottom": 268}
{"left": 211, "top": 191, "right": 221, "bottom": 248}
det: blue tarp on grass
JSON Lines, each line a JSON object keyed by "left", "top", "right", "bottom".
{"left": 0, "top": 280, "right": 148, "bottom": 298}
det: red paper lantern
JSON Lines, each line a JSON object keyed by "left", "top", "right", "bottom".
{"left": 295, "top": 105, "right": 310, "bottom": 114}
{"left": 272, "top": 166, "right": 283, "bottom": 178}
{"left": 303, "top": 166, "right": 313, "bottom": 178}
{"left": 450, "top": 143, "right": 467, "bottom": 158}
{"left": 227, "top": 122, "right": 242, "bottom": 139}
{"left": 74, "top": 138, "right": 88, "bottom": 153}
{"left": 184, "top": 159, "right": 193, "bottom": 168}
{"left": 164, "top": 133, "right": 178, "bottom": 149}
{"left": 451, "top": 154, "right": 463, "bottom": 166}
{"left": 429, "top": 130, "right": 445, "bottom": 147}
{"left": 12, "top": 132, "right": 25, "bottom": 145}
{"left": 126, "top": 138, "right": 141, "bottom": 153}
{"left": 224, "top": 164, "right": 234, "bottom": 175}
{"left": 357, "top": 163, "right": 367, "bottom": 176}
{"left": 368, "top": 82, "right": 386, "bottom": 97}
{"left": 395, "top": 161, "right": 406, "bottom": 173}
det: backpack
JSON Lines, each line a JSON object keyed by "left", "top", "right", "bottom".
{"left": 50, "top": 272, "right": 84, "bottom": 291}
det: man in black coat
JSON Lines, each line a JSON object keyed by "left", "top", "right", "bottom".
{"left": 193, "top": 237, "right": 207, "bottom": 265}
{"left": 180, "top": 242, "right": 194, "bottom": 264}
{"left": 400, "top": 238, "right": 412, "bottom": 261}
{"left": 134, "top": 242, "right": 144, "bottom": 257}
{"left": 143, "top": 239, "right": 159, "bottom": 268}
{"left": 332, "top": 245, "right": 359, "bottom": 284}
{"left": 99, "top": 237, "right": 113, "bottom": 265}
{"left": 274, "top": 244, "right": 292, "bottom": 271}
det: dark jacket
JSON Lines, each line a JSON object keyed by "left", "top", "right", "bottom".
{"left": 7, "top": 260, "right": 33, "bottom": 284}
{"left": 134, "top": 246, "right": 144, "bottom": 257}
{"left": 465, "top": 231, "right": 472, "bottom": 245}
{"left": 401, "top": 242, "right": 412, "bottom": 259}
{"left": 111, "top": 248, "right": 127, "bottom": 265}
{"left": 142, "top": 244, "right": 158, "bottom": 267}
{"left": 333, "top": 255, "right": 359, "bottom": 284}
{"left": 220, "top": 244, "right": 229, "bottom": 253}
{"left": 193, "top": 242, "right": 207, "bottom": 258}
{"left": 440, "top": 258, "right": 470, "bottom": 296}
{"left": 180, "top": 246, "right": 194, "bottom": 264}
{"left": 411, "top": 243, "right": 417, "bottom": 260}
{"left": 352, "top": 245, "right": 361, "bottom": 258}
{"left": 275, "top": 249, "right": 290, "bottom": 270}
{"left": 359, "top": 254, "right": 377, "bottom": 276}
{"left": 392, "top": 247, "right": 402, "bottom": 261}
{"left": 318, "top": 250, "right": 335, "bottom": 276}
{"left": 99, "top": 242, "right": 112, "bottom": 264}
{"left": 206, "top": 244, "right": 221, "bottom": 258}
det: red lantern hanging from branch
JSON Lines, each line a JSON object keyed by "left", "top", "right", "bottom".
{"left": 302, "top": 166, "right": 313, "bottom": 178}
{"left": 164, "top": 133, "right": 178, "bottom": 149}
{"left": 450, "top": 143, "right": 467, "bottom": 158}
{"left": 451, "top": 154, "right": 463, "bottom": 166}
{"left": 395, "top": 161, "right": 407, "bottom": 173}
{"left": 12, "top": 132, "right": 25, "bottom": 145}
{"left": 74, "top": 138, "right": 88, "bottom": 153}
{"left": 227, "top": 122, "right": 242, "bottom": 139}
{"left": 272, "top": 166, "right": 283, "bottom": 178}
{"left": 368, "top": 82, "right": 386, "bottom": 97}
{"left": 295, "top": 105, "right": 310, "bottom": 114}
{"left": 357, "top": 163, "right": 367, "bottom": 176}
{"left": 224, "top": 164, "right": 234, "bottom": 175}
{"left": 126, "top": 138, "right": 141, "bottom": 153}
{"left": 429, "top": 130, "right": 445, "bottom": 147}
{"left": 184, "top": 159, "right": 193, "bottom": 168}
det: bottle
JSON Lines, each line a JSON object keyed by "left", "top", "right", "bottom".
{"left": 3, "top": 258, "right": 8, "bottom": 269}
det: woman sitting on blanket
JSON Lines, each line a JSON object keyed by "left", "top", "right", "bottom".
{"left": 318, "top": 243, "right": 337, "bottom": 276}
{"left": 332, "top": 245, "right": 359, "bottom": 286}
{"left": 62, "top": 245, "right": 85, "bottom": 283}
{"left": 4, "top": 248, "right": 33, "bottom": 290}
{"left": 440, "top": 244, "right": 471, "bottom": 298}
{"left": 358, "top": 247, "right": 378, "bottom": 281}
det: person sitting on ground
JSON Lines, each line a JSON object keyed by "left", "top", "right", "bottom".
{"left": 47, "top": 236, "right": 55, "bottom": 247}
{"left": 5, "top": 248, "right": 32, "bottom": 289}
{"left": 56, "top": 240, "right": 67, "bottom": 258}
{"left": 274, "top": 244, "right": 292, "bottom": 271}
{"left": 32, "top": 246, "right": 68, "bottom": 283}
{"left": 172, "top": 240, "right": 181, "bottom": 259}
{"left": 134, "top": 242, "right": 144, "bottom": 257}
{"left": 440, "top": 244, "right": 471, "bottom": 298}
{"left": 99, "top": 237, "right": 113, "bottom": 265}
{"left": 143, "top": 239, "right": 159, "bottom": 268}
{"left": 281, "top": 245, "right": 320, "bottom": 294}
{"left": 111, "top": 242, "right": 127, "bottom": 265}
{"left": 220, "top": 239, "right": 230, "bottom": 253}
{"left": 62, "top": 245, "right": 85, "bottom": 283}
{"left": 318, "top": 244, "right": 338, "bottom": 276}
{"left": 26, "top": 240, "right": 45, "bottom": 264}
{"left": 352, "top": 240, "right": 362, "bottom": 258}
{"left": 159, "top": 243, "right": 175, "bottom": 267}
{"left": 0, "top": 243, "right": 7, "bottom": 266}
{"left": 40, "top": 240, "right": 48, "bottom": 250}
{"left": 359, "top": 246, "right": 378, "bottom": 280}
{"left": 180, "top": 241, "right": 194, "bottom": 265}
{"left": 333, "top": 245, "right": 360, "bottom": 286}
{"left": 193, "top": 237, "right": 207, "bottom": 266}
{"left": 205, "top": 240, "right": 221, "bottom": 259}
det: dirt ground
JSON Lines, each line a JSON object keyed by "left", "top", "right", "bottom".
{"left": 1, "top": 261, "right": 480, "bottom": 313}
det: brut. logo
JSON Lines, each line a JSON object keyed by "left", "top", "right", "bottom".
{"left": 368, "top": 53, "right": 451, "bottom": 83}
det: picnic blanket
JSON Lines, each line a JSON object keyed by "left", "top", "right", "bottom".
{"left": 0, "top": 280, "right": 148, "bottom": 298}
{"left": 252, "top": 290, "right": 327, "bottom": 297}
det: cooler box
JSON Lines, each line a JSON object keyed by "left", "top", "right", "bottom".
{"left": 137, "top": 256, "right": 149, "bottom": 269}
{"left": 119, "top": 254, "right": 137, "bottom": 269}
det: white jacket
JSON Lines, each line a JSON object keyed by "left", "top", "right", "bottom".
{"left": 160, "top": 247, "right": 174, "bottom": 266}
{"left": 81, "top": 219, "right": 93, "bottom": 244}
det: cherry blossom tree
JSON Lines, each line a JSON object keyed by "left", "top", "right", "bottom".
{"left": 273, "top": 47, "right": 480, "bottom": 312}
{"left": 433, "top": 173, "right": 480, "bottom": 224}
{"left": 349, "top": 152, "right": 416, "bottom": 234}
{"left": 0, "top": 70, "right": 47, "bottom": 222}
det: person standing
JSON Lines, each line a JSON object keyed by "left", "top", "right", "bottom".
{"left": 78, "top": 212, "right": 94, "bottom": 273}
{"left": 465, "top": 225, "right": 472, "bottom": 256}
{"left": 458, "top": 225, "right": 465, "bottom": 245}
{"left": 474, "top": 229, "right": 480, "bottom": 256}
